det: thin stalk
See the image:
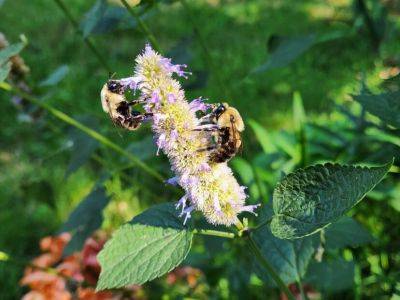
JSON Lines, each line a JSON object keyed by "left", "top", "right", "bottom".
{"left": 247, "top": 234, "right": 296, "bottom": 300}
{"left": 296, "top": 277, "right": 307, "bottom": 300}
{"left": 179, "top": 0, "right": 229, "bottom": 99}
{"left": 1, "top": 82, "right": 164, "bottom": 182}
{"left": 53, "top": 0, "right": 111, "bottom": 72}
{"left": 120, "top": 0, "right": 162, "bottom": 53}
{"left": 234, "top": 221, "right": 295, "bottom": 300}
{"left": 193, "top": 229, "right": 235, "bottom": 239}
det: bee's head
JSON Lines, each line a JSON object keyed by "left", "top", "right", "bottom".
{"left": 107, "top": 80, "right": 124, "bottom": 95}
{"left": 214, "top": 102, "right": 229, "bottom": 117}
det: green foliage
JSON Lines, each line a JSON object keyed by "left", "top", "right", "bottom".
{"left": 80, "top": 0, "right": 108, "bottom": 38}
{"left": 353, "top": 91, "right": 400, "bottom": 128}
{"left": 60, "top": 186, "right": 110, "bottom": 255}
{"left": 0, "top": 41, "right": 25, "bottom": 81}
{"left": 270, "top": 161, "right": 392, "bottom": 239}
{"left": 325, "top": 216, "right": 373, "bottom": 249}
{"left": 253, "top": 225, "right": 316, "bottom": 284}
{"left": 97, "top": 203, "right": 193, "bottom": 290}
{"left": 305, "top": 258, "right": 355, "bottom": 292}
{"left": 39, "top": 65, "right": 70, "bottom": 87}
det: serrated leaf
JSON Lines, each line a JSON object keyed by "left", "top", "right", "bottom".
{"left": 39, "top": 65, "right": 69, "bottom": 87}
{"left": 325, "top": 216, "right": 373, "bottom": 249}
{"left": 60, "top": 186, "right": 110, "bottom": 255}
{"left": 253, "top": 34, "right": 316, "bottom": 73}
{"left": 97, "top": 203, "right": 193, "bottom": 290}
{"left": 80, "top": 0, "right": 108, "bottom": 38}
{"left": 271, "top": 161, "right": 392, "bottom": 239}
{"left": 253, "top": 225, "right": 316, "bottom": 285}
{"left": 0, "top": 42, "right": 25, "bottom": 66}
{"left": 0, "top": 62, "right": 11, "bottom": 82}
{"left": 353, "top": 91, "right": 400, "bottom": 128}
{"left": 305, "top": 258, "right": 355, "bottom": 291}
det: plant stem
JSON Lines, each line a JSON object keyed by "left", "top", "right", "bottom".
{"left": 193, "top": 229, "right": 235, "bottom": 239}
{"left": 296, "top": 277, "right": 307, "bottom": 300}
{"left": 0, "top": 82, "right": 164, "bottom": 182}
{"left": 53, "top": 0, "right": 111, "bottom": 72}
{"left": 179, "top": 0, "right": 229, "bottom": 99}
{"left": 120, "top": 0, "right": 162, "bottom": 53}
{"left": 247, "top": 234, "right": 296, "bottom": 300}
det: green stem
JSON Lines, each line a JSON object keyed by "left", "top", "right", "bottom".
{"left": 1, "top": 82, "right": 164, "bottom": 182}
{"left": 53, "top": 0, "right": 111, "bottom": 72}
{"left": 120, "top": 0, "right": 162, "bottom": 53}
{"left": 193, "top": 229, "right": 235, "bottom": 239}
{"left": 296, "top": 277, "right": 307, "bottom": 300}
{"left": 179, "top": 0, "right": 229, "bottom": 99}
{"left": 247, "top": 234, "right": 296, "bottom": 300}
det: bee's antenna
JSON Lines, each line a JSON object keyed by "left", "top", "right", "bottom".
{"left": 108, "top": 72, "right": 116, "bottom": 79}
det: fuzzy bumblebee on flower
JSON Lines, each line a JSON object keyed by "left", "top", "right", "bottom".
{"left": 100, "top": 44, "right": 259, "bottom": 226}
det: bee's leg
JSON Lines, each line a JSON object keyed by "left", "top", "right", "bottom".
{"left": 197, "top": 145, "right": 217, "bottom": 152}
{"left": 193, "top": 124, "right": 219, "bottom": 131}
{"left": 127, "top": 99, "right": 146, "bottom": 107}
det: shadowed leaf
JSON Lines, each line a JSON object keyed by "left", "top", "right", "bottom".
{"left": 353, "top": 91, "right": 400, "bottom": 128}
{"left": 253, "top": 225, "right": 317, "bottom": 285}
{"left": 61, "top": 186, "right": 110, "bottom": 255}
{"left": 80, "top": 0, "right": 108, "bottom": 38}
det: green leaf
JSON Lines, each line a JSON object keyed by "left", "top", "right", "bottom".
{"left": 305, "top": 258, "right": 355, "bottom": 291}
{"left": 80, "top": 0, "right": 108, "bottom": 38}
{"left": 325, "top": 216, "right": 373, "bottom": 249}
{"left": 253, "top": 34, "right": 316, "bottom": 73}
{"left": 39, "top": 65, "right": 69, "bottom": 87}
{"left": 248, "top": 119, "right": 277, "bottom": 153}
{"left": 66, "top": 118, "right": 99, "bottom": 177}
{"left": 253, "top": 225, "right": 316, "bottom": 285}
{"left": 0, "top": 62, "right": 11, "bottom": 82}
{"left": 0, "top": 42, "right": 25, "bottom": 66}
{"left": 97, "top": 203, "right": 193, "bottom": 290}
{"left": 271, "top": 161, "right": 392, "bottom": 239}
{"left": 60, "top": 186, "right": 110, "bottom": 255}
{"left": 353, "top": 91, "right": 400, "bottom": 128}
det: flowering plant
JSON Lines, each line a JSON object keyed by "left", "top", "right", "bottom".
{"left": 94, "top": 45, "right": 392, "bottom": 300}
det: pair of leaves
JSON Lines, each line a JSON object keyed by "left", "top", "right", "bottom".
{"left": 353, "top": 91, "right": 400, "bottom": 128}
{"left": 271, "top": 161, "right": 392, "bottom": 239}
{"left": 60, "top": 186, "right": 110, "bottom": 255}
{"left": 96, "top": 203, "right": 193, "bottom": 290}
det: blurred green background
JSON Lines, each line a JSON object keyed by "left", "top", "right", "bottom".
{"left": 0, "top": 0, "right": 399, "bottom": 299}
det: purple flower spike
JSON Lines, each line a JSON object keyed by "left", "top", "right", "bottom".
{"left": 156, "top": 133, "right": 167, "bottom": 156}
{"left": 167, "top": 93, "right": 176, "bottom": 103}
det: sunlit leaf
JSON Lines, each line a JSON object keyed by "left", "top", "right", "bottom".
{"left": 0, "top": 62, "right": 11, "bottom": 82}
{"left": 353, "top": 91, "right": 400, "bottom": 128}
{"left": 0, "top": 42, "right": 25, "bottom": 66}
{"left": 97, "top": 203, "right": 193, "bottom": 290}
{"left": 39, "top": 65, "right": 69, "bottom": 87}
{"left": 61, "top": 186, "right": 110, "bottom": 255}
{"left": 271, "top": 161, "right": 392, "bottom": 239}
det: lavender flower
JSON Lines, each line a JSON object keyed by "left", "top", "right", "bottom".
{"left": 125, "top": 45, "right": 259, "bottom": 226}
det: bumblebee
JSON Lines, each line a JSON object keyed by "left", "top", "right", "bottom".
{"left": 100, "top": 80, "right": 150, "bottom": 131}
{"left": 196, "top": 103, "right": 244, "bottom": 163}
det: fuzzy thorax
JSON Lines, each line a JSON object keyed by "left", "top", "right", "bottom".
{"left": 122, "top": 45, "right": 259, "bottom": 226}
